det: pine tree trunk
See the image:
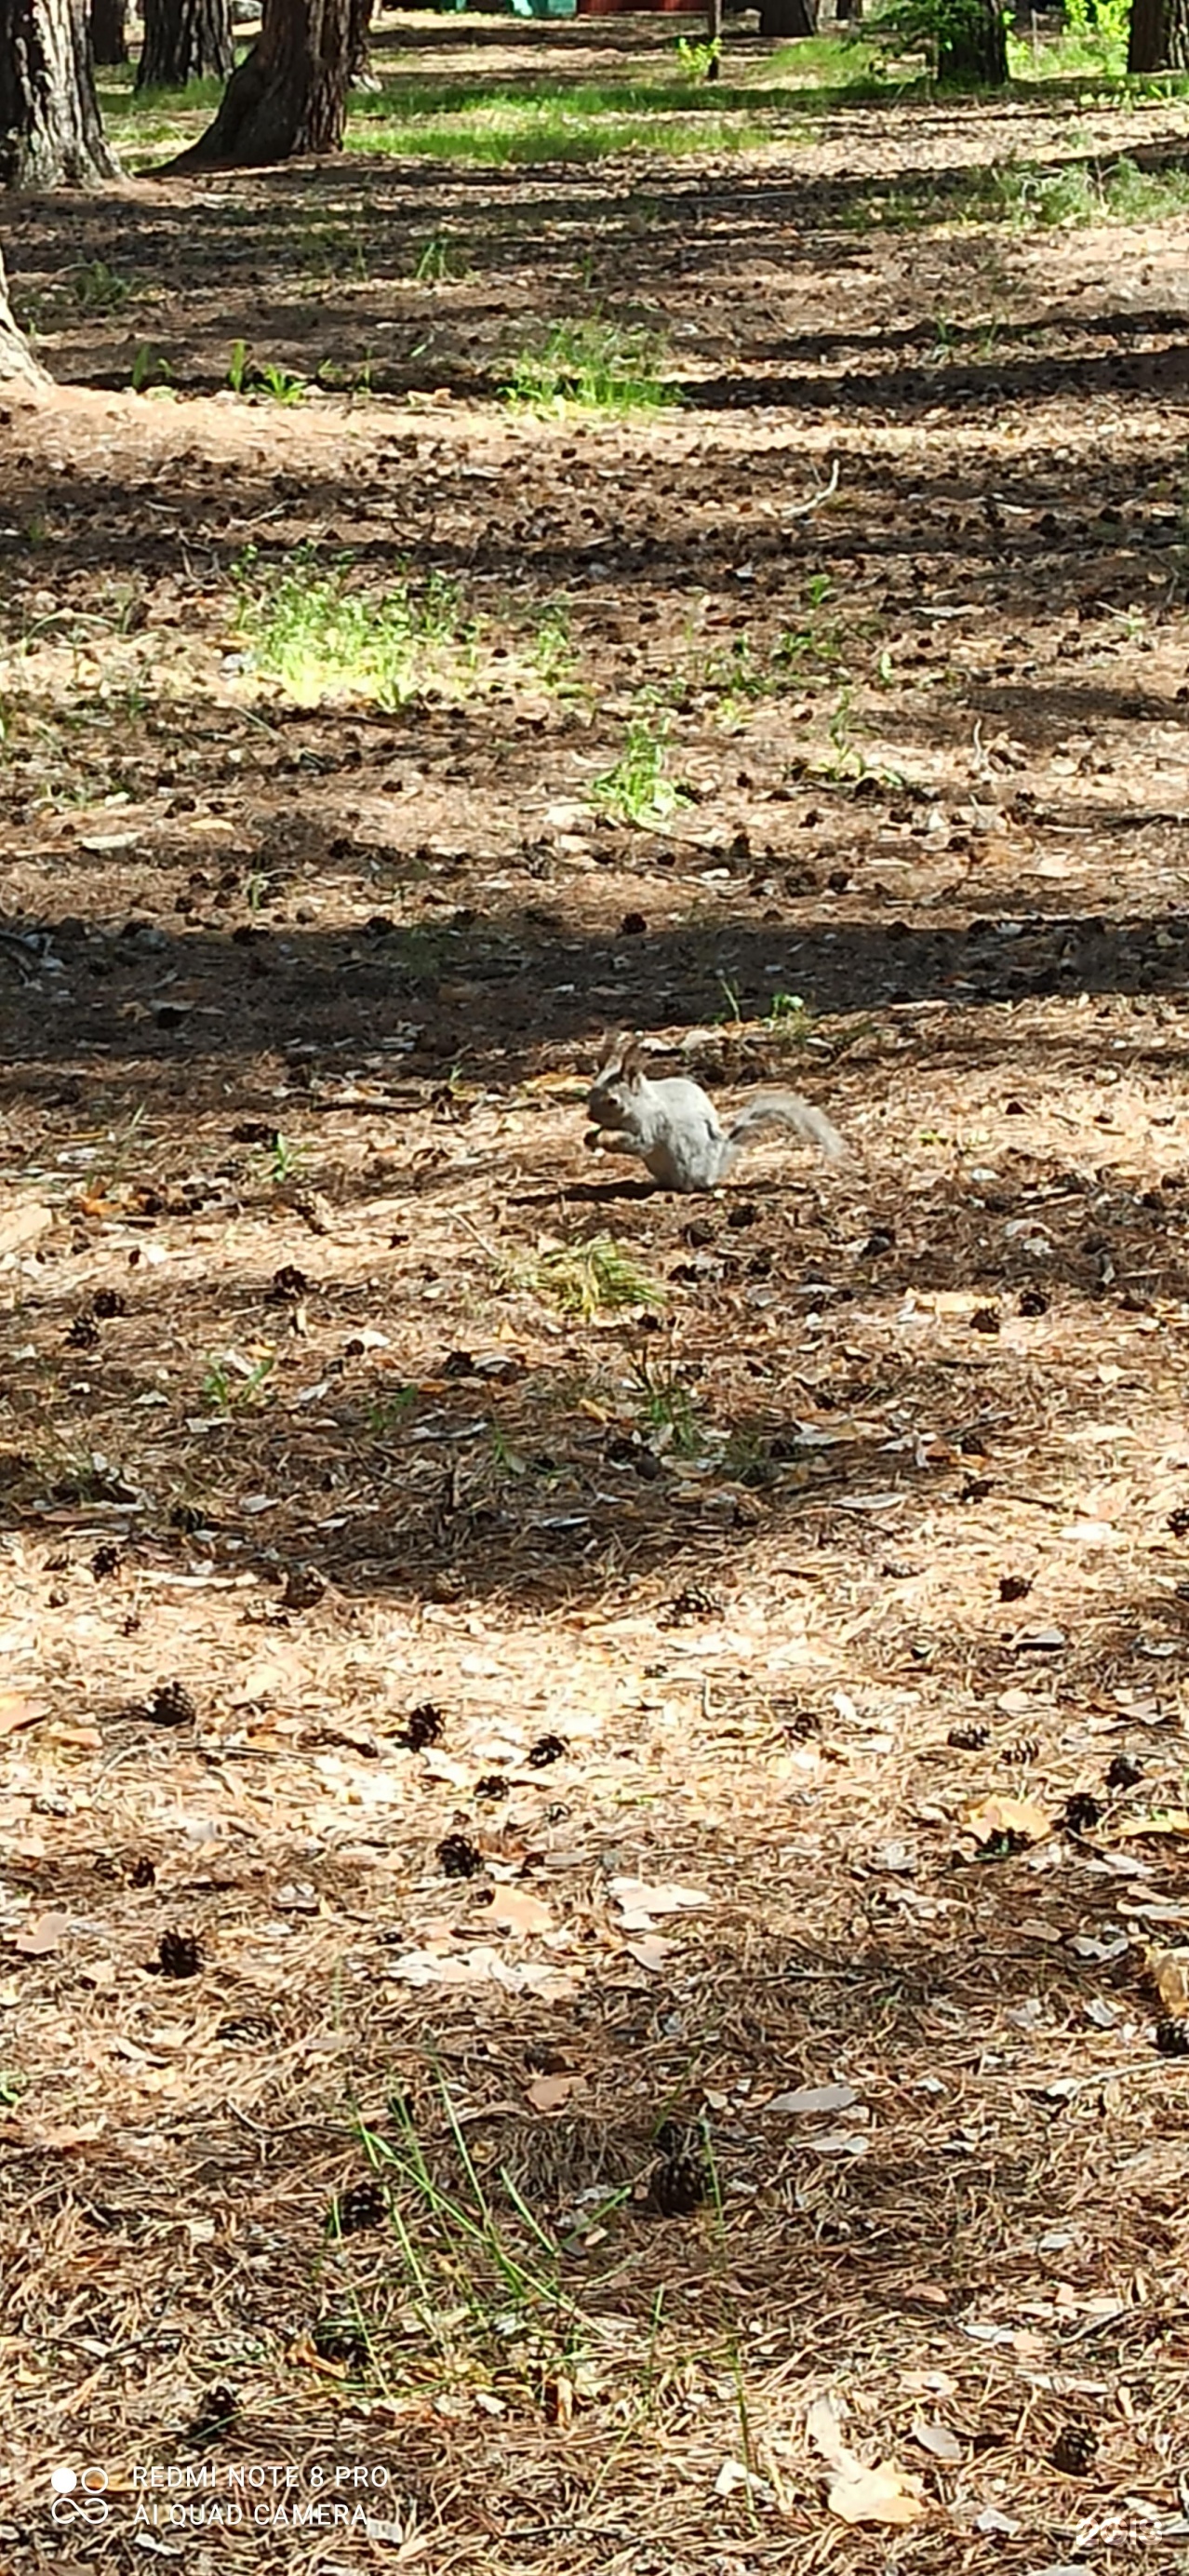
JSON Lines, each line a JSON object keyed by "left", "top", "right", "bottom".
{"left": 1129, "top": 0, "right": 1189, "bottom": 67}
{"left": 136, "top": 0, "right": 234, "bottom": 87}
{"left": 0, "top": 0, "right": 118, "bottom": 185}
{"left": 758, "top": 0, "right": 817, "bottom": 34}
{"left": 0, "top": 244, "right": 49, "bottom": 385}
{"left": 90, "top": 0, "right": 127, "bottom": 63}
{"left": 162, "top": 0, "right": 350, "bottom": 166}
{"left": 347, "top": 0, "right": 373, "bottom": 79}
{"left": 938, "top": 0, "right": 1008, "bottom": 77}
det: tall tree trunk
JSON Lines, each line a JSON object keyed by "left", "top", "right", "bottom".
{"left": 136, "top": 0, "right": 234, "bottom": 89}
{"left": 758, "top": 0, "right": 816, "bottom": 34}
{"left": 937, "top": 0, "right": 1008, "bottom": 76}
{"left": 0, "top": 244, "right": 49, "bottom": 385}
{"left": 1129, "top": 0, "right": 1189, "bottom": 67}
{"left": 0, "top": 0, "right": 118, "bottom": 185}
{"left": 90, "top": 0, "right": 127, "bottom": 62}
{"left": 347, "top": 0, "right": 373, "bottom": 79}
{"left": 161, "top": 0, "right": 350, "bottom": 166}
{"left": 704, "top": 0, "right": 722, "bottom": 74}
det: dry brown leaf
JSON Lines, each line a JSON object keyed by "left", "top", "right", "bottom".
{"left": 486, "top": 1885, "right": 553, "bottom": 1937}
{"left": 13, "top": 1911, "right": 71, "bottom": 1956}
{"left": 966, "top": 1794, "right": 1051, "bottom": 1845}
{"left": 1144, "top": 1944, "right": 1189, "bottom": 2011}
{"left": 1118, "top": 1810, "right": 1189, "bottom": 1840}
{"left": 526, "top": 2073, "right": 585, "bottom": 2113}
{"left": 608, "top": 1876, "right": 709, "bottom": 1926}
{"left": 828, "top": 2461, "right": 927, "bottom": 2527}
{"left": 0, "top": 1694, "right": 47, "bottom": 1737}
{"left": 623, "top": 1935, "right": 675, "bottom": 1974}
{"left": 0, "top": 1201, "right": 52, "bottom": 1258}
{"left": 14, "top": 2118, "right": 106, "bottom": 2150}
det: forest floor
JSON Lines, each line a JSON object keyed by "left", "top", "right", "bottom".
{"left": 3, "top": 16, "right": 1189, "bottom": 2573}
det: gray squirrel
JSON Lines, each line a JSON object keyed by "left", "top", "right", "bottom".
{"left": 584, "top": 1033, "right": 847, "bottom": 1193}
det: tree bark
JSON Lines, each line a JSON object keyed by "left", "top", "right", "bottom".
{"left": 758, "top": 0, "right": 816, "bottom": 34}
{"left": 347, "top": 0, "right": 373, "bottom": 79}
{"left": 136, "top": 0, "right": 234, "bottom": 87}
{"left": 0, "top": 243, "right": 49, "bottom": 385}
{"left": 704, "top": 0, "right": 722, "bottom": 74}
{"left": 161, "top": 0, "right": 350, "bottom": 166}
{"left": 90, "top": 0, "right": 127, "bottom": 62}
{"left": 0, "top": 0, "right": 118, "bottom": 185}
{"left": 938, "top": 0, "right": 1008, "bottom": 78}
{"left": 1129, "top": 0, "right": 1189, "bottom": 68}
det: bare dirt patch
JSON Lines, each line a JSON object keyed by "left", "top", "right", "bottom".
{"left": 3, "top": 35, "right": 1189, "bottom": 2571}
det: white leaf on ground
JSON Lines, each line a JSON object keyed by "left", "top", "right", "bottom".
{"left": 714, "top": 2460, "right": 774, "bottom": 2502}
{"left": 911, "top": 2417, "right": 963, "bottom": 2462}
{"left": 806, "top": 2395, "right": 853, "bottom": 2474}
{"left": 768, "top": 2083, "right": 858, "bottom": 2116}
{"left": 608, "top": 1877, "right": 709, "bottom": 1926}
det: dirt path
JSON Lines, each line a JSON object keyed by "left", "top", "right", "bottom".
{"left": 2, "top": 36, "right": 1189, "bottom": 2570}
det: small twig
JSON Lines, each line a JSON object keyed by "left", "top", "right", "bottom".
{"left": 783, "top": 456, "right": 840, "bottom": 521}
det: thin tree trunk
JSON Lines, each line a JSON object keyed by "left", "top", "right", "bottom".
{"left": 0, "top": 0, "right": 118, "bottom": 186}
{"left": 136, "top": 0, "right": 234, "bottom": 89}
{"left": 705, "top": 0, "right": 722, "bottom": 74}
{"left": 347, "top": 0, "right": 373, "bottom": 80}
{"left": 938, "top": 0, "right": 1007, "bottom": 79}
{"left": 758, "top": 0, "right": 816, "bottom": 34}
{"left": 90, "top": 0, "right": 127, "bottom": 62}
{"left": 1129, "top": 0, "right": 1189, "bottom": 67}
{"left": 0, "top": 245, "right": 49, "bottom": 386}
{"left": 161, "top": 0, "right": 349, "bottom": 167}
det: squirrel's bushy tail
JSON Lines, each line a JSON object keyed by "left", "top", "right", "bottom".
{"left": 723, "top": 1093, "right": 847, "bottom": 1171}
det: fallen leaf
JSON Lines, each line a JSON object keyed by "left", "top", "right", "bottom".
{"left": 0, "top": 1694, "right": 47, "bottom": 1737}
{"left": 714, "top": 2460, "right": 774, "bottom": 2503}
{"left": 768, "top": 2082, "right": 858, "bottom": 2117}
{"left": 623, "top": 1934, "right": 675, "bottom": 1973}
{"left": 486, "top": 1885, "right": 553, "bottom": 1937}
{"left": 13, "top": 2118, "right": 106, "bottom": 2149}
{"left": 966, "top": 1794, "right": 1051, "bottom": 1845}
{"left": 828, "top": 2461, "right": 927, "bottom": 2528}
{"left": 912, "top": 2417, "right": 963, "bottom": 2463}
{"left": 806, "top": 2394, "right": 851, "bottom": 2473}
{"left": 0, "top": 1201, "right": 52, "bottom": 1258}
{"left": 608, "top": 1876, "right": 709, "bottom": 1926}
{"left": 527, "top": 2073, "right": 585, "bottom": 2113}
{"left": 1118, "top": 1810, "right": 1189, "bottom": 1839}
{"left": 1145, "top": 1944, "right": 1189, "bottom": 2011}
{"left": 13, "top": 1910, "right": 71, "bottom": 1956}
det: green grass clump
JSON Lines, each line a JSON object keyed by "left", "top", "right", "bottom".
{"left": 593, "top": 717, "right": 689, "bottom": 825}
{"left": 993, "top": 152, "right": 1189, "bottom": 225}
{"left": 234, "top": 547, "right": 474, "bottom": 709}
{"left": 501, "top": 316, "right": 676, "bottom": 415}
{"left": 511, "top": 1236, "right": 666, "bottom": 1320}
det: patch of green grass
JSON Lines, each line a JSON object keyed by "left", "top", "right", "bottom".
{"left": 346, "top": 75, "right": 767, "bottom": 164}
{"left": 992, "top": 151, "right": 1189, "bottom": 224}
{"left": 234, "top": 545, "right": 476, "bottom": 710}
{"left": 501, "top": 315, "right": 676, "bottom": 416}
{"left": 593, "top": 717, "right": 689, "bottom": 826}
{"left": 510, "top": 1236, "right": 666, "bottom": 1321}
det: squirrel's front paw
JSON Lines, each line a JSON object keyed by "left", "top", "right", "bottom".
{"left": 584, "top": 1127, "right": 606, "bottom": 1153}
